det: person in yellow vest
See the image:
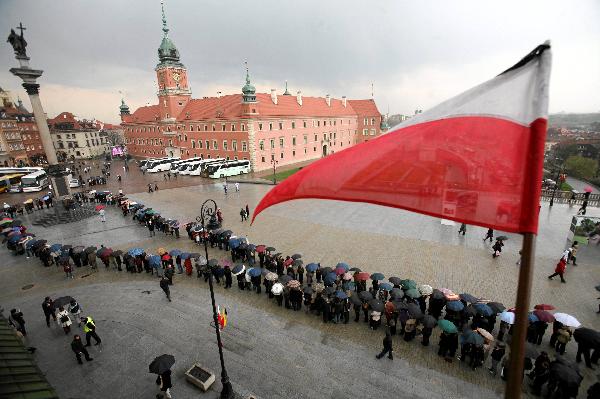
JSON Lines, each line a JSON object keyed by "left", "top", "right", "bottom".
{"left": 80, "top": 316, "right": 102, "bottom": 347}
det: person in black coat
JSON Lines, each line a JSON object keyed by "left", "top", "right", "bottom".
{"left": 156, "top": 369, "right": 172, "bottom": 398}
{"left": 421, "top": 326, "right": 433, "bottom": 346}
{"left": 159, "top": 277, "right": 171, "bottom": 302}
{"left": 236, "top": 272, "right": 245, "bottom": 290}
{"left": 224, "top": 266, "right": 232, "bottom": 289}
{"left": 376, "top": 330, "right": 394, "bottom": 360}
{"left": 71, "top": 334, "right": 93, "bottom": 364}
{"left": 42, "top": 297, "right": 56, "bottom": 327}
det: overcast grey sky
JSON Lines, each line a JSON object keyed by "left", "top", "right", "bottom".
{"left": 1, "top": 0, "right": 599, "bottom": 123}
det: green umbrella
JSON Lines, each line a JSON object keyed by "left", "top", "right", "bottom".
{"left": 438, "top": 319, "right": 458, "bottom": 334}
{"left": 400, "top": 279, "right": 417, "bottom": 290}
{"left": 405, "top": 288, "right": 421, "bottom": 299}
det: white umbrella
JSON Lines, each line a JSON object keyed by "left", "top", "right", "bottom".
{"left": 265, "top": 272, "right": 278, "bottom": 281}
{"left": 418, "top": 284, "right": 433, "bottom": 296}
{"left": 500, "top": 311, "right": 515, "bottom": 325}
{"left": 271, "top": 282, "right": 284, "bottom": 295}
{"left": 553, "top": 313, "right": 581, "bottom": 328}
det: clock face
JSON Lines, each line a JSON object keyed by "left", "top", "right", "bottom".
{"left": 172, "top": 72, "right": 180, "bottom": 82}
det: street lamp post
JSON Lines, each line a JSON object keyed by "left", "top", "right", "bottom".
{"left": 196, "top": 199, "right": 233, "bottom": 399}
{"left": 549, "top": 159, "right": 563, "bottom": 207}
{"left": 271, "top": 158, "right": 278, "bottom": 184}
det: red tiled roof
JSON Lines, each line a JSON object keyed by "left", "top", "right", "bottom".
{"left": 253, "top": 93, "right": 356, "bottom": 118}
{"left": 130, "top": 105, "right": 160, "bottom": 123}
{"left": 48, "top": 112, "right": 83, "bottom": 129}
{"left": 347, "top": 99, "right": 381, "bottom": 116}
{"left": 181, "top": 95, "right": 243, "bottom": 121}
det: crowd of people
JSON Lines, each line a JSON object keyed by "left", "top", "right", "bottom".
{"left": 2, "top": 187, "right": 600, "bottom": 399}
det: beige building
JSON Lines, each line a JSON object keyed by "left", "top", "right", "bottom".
{"left": 48, "top": 112, "right": 110, "bottom": 160}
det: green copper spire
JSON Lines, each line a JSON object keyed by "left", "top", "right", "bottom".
{"left": 283, "top": 80, "right": 291, "bottom": 95}
{"left": 157, "top": 0, "right": 182, "bottom": 66}
{"left": 242, "top": 61, "right": 256, "bottom": 102}
{"left": 119, "top": 98, "right": 130, "bottom": 115}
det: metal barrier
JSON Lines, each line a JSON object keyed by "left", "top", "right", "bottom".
{"left": 540, "top": 189, "right": 600, "bottom": 206}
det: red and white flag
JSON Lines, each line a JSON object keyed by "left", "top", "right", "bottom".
{"left": 253, "top": 43, "right": 551, "bottom": 234}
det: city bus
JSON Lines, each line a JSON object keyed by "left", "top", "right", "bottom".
{"left": 170, "top": 157, "right": 204, "bottom": 174}
{"left": 207, "top": 160, "right": 250, "bottom": 179}
{"left": 188, "top": 158, "right": 226, "bottom": 176}
{"left": 21, "top": 170, "right": 49, "bottom": 192}
{"left": 0, "top": 166, "right": 43, "bottom": 178}
{"left": 146, "top": 157, "right": 180, "bottom": 173}
{"left": 0, "top": 173, "right": 25, "bottom": 193}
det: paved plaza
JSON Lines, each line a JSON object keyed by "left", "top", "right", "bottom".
{"left": 1, "top": 175, "right": 600, "bottom": 398}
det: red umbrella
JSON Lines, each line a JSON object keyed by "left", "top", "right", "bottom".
{"left": 95, "top": 205, "right": 105, "bottom": 211}
{"left": 161, "top": 254, "right": 171, "bottom": 261}
{"left": 584, "top": 186, "right": 593, "bottom": 193}
{"left": 534, "top": 304, "right": 555, "bottom": 311}
{"left": 256, "top": 245, "right": 266, "bottom": 253}
{"left": 284, "top": 258, "right": 293, "bottom": 266}
{"left": 356, "top": 272, "right": 370, "bottom": 281}
{"left": 533, "top": 310, "right": 555, "bottom": 323}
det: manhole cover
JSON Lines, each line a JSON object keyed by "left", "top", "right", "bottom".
{"left": 80, "top": 273, "right": 92, "bottom": 278}
{"left": 21, "top": 284, "right": 35, "bottom": 290}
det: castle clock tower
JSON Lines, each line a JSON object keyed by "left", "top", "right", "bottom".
{"left": 156, "top": 1, "right": 191, "bottom": 121}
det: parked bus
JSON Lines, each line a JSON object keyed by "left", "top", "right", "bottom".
{"left": 188, "top": 158, "right": 226, "bottom": 176}
{"left": 170, "top": 157, "right": 204, "bottom": 174}
{"left": 207, "top": 160, "right": 250, "bottom": 179}
{"left": 21, "top": 170, "right": 49, "bottom": 192}
{"left": 178, "top": 160, "right": 205, "bottom": 175}
{"left": 0, "top": 166, "right": 43, "bottom": 178}
{"left": 146, "top": 157, "right": 180, "bottom": 173}
{"left": 0, "top": 173, "right": 25, "bottom": 193}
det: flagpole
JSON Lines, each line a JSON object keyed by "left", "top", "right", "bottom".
{"left": 505, "top": 232, "right": 536, "bottom": 399}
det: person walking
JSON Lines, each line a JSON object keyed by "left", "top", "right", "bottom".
{"left": 568, "top": 241, "right": 579, "bottom": 266}
{"left": 458, "top": 223, "right": 467, "bottom": 235}
{"left": 483, "top": 228, "right": 494, "bottom": 242}
{"left": 71, "top": 335, "right": 93, "bottom": 364}
{"left": 492, "top": 239, "right": 504, "bottom": 258}
{"left": 223, "top": 183, "right": 228, "bottom": 195}
{"left": 42, "top": 297, "right": 56, "bottom": 327}
{"left": 548, "top": 257, "right": 567, "bottom": 283}
{"left": 235, "top": 182, "right": 240, "bottom": 192}
{"left": 156, "top": 370, "right": 172, "bottom": 399}
{"left": 99, "top": 208, "right": 106, "bottom": 223}
{"left": 68, "top": 299, "right": 82, "bottom": 327}
{"left": 245, "top": 204, "right": 250, "bottom": 219}
{"left": 9, "top": 309, "right": 26, "bottom": 336}
{"left": 160, "top": 277, "right": 171, "bottom": 302}
{"left": 81, "top": 316, "right": 102, "bottom": 346}
{"left": 224, "top": 266, "right": 232, "bottom": 289}
{"left": 488, "top": 342, "right": 506, "bottom": 376}
{"left": 240, "top": 208, "right": 246, "bottom": 222}
{"left": 376, "top": 329, "right": 394, "bottom": 360}
{"left": 57, "top": 306, "right": 72, "bottom": 335}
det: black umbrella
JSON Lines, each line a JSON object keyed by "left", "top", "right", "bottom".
{"left": 72, "top": 245, "right": 85, "bottom": 254}
{"left": 388, "top": 277, "right": 402, "bottom": 286}
{"left": 303, "top": 286, "right": 314, "bottom": 294}
{"left": 431, "top": 289, "right": 445, "bottom": 300}
{"left": 574, "top": 327, "right": 600, "bottom": 347}
{"left": 321, "top": 267, "right": 333, "bottom": 275}
{"left": 207, "top": 259, "right": 219, "bottom": 267}
{"left": 84, "top": 246, "right": 97, "bottom": 254}
{"left": 54, "top": 296, "right": 75, "bottom": 308}
{"left": 349, "top": 293, "right": 362, "bottom": 306}
{"left": 487, "top": 301, "right": 505, "bottom": 313}
{"left": 293, "top": 259, "right": 303, "bottom": 267}
{"left": 368, "top": 299, "right": 384, "bottom": 312}
{"left": 464, "top": 305, "right": 477, "bottom": 317}
{"left": 278, "top": 275, "right": 292, "bottom": 284}
{"left": 265, "top": 246, "right": 276, "bottom": 252}
{"left": 422, "top": 315, "right": 437, "bottom": 329}
{"left": 324, "top": 286, "right": 336, "bottom": 295}
{"left": 291, "top": 254, "right": 302, "bottom": 260}
{"left": 32, "top": 240, "right": 47, "bottom": 249}
{"left": 550, "top": 360, "right": 582, "bottom": 387}
{"left": 349, "top": 267, "right": 361, "bottom": 272}
{"left": 113, "top": 250, "right": 123, "bottom": 257}
{"left": 358, "top": 291, "right": 373, "bottom": 301}
{"left": 407, "top": 303, "right": 424, "bottom": 319}
{"left": 392, "top": 300, "right": 408, "bottom": 311}
{"left": 390, "top": 288, "right": 404, "bottom": 299}
{"left": 459, "top": 293, "right": 478, "bottom": 303}
{"left": 496, "top": 235, "right": 509, "bottom": 241}
{"left": 149, "top": 354, "right": 175, "bottom": 375}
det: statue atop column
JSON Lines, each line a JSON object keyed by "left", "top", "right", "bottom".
{"left": 7, "top": 23, "right": 28, "bottom": 57}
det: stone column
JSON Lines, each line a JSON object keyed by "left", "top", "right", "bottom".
{"left": 246, "top": 120, "right": 257, "bottom": 172}
{"left": 10, "top": 56, "right": 58, "bottom": 165}
{"left": 22, "top": 82, "right": 57, "bottom": 164}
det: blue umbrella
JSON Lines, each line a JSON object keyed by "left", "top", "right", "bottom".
{"left": 229, "top": 238, "right": 241, "bottom": 249}
{"left": 180, "top": 252, "right": 191, "bottom": 260}
{"left": 324, "top": 272, "right": 337, "bottom": 284}
{"left": 473, "top": 303, "right": 494, "bottom": 317}
{"left": 306, "top": 263, "right": 319, "bottom": 273}
{"left": 446, "top": 300, "right": 464, "bottom": 312}
{"left": 11, "top": 227, "right": 21, "bottom": 232}
{"left": 149, "top": 255, "right": 161, "bottom": 268}
{"left": 528, "top": 313, "right": 539, "bottom": 323}
{"left": 343, "top": 281, "right": 356, "bottom": 291}
{"left": 128, "top": 247, "right": 144, "bottom": 256}
{"left": 378, "top": 282, "right": 394, "bottom": 291}
{"left": 247, "top": 268, "right": 262, "bottom": 277}
{"left": 370, "top": 272, "right": 385, "bottom": 281}
{"left": 213, "top": 267, "right": 225, "bottom": 277}
{"left": 49, "top": 243, "right": 62, "bottom": 252}
{"left": 8, "top": 234, "right": 22, "bottom": 243}
{"left": 169, "top": 249, "right": 183, "bottom": 257}
{"left": 335, "top": 290, "right": 348, "bottom": 299}
{"left": 26, "top": 239, "right": 38, "bottom": 249}
{"left": 42, "top": 195, "right": 49, "bottom": 201}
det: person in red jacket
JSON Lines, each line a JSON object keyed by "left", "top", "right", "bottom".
{"left": 548, "top": 258, "right": 567, "bottom": 283}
